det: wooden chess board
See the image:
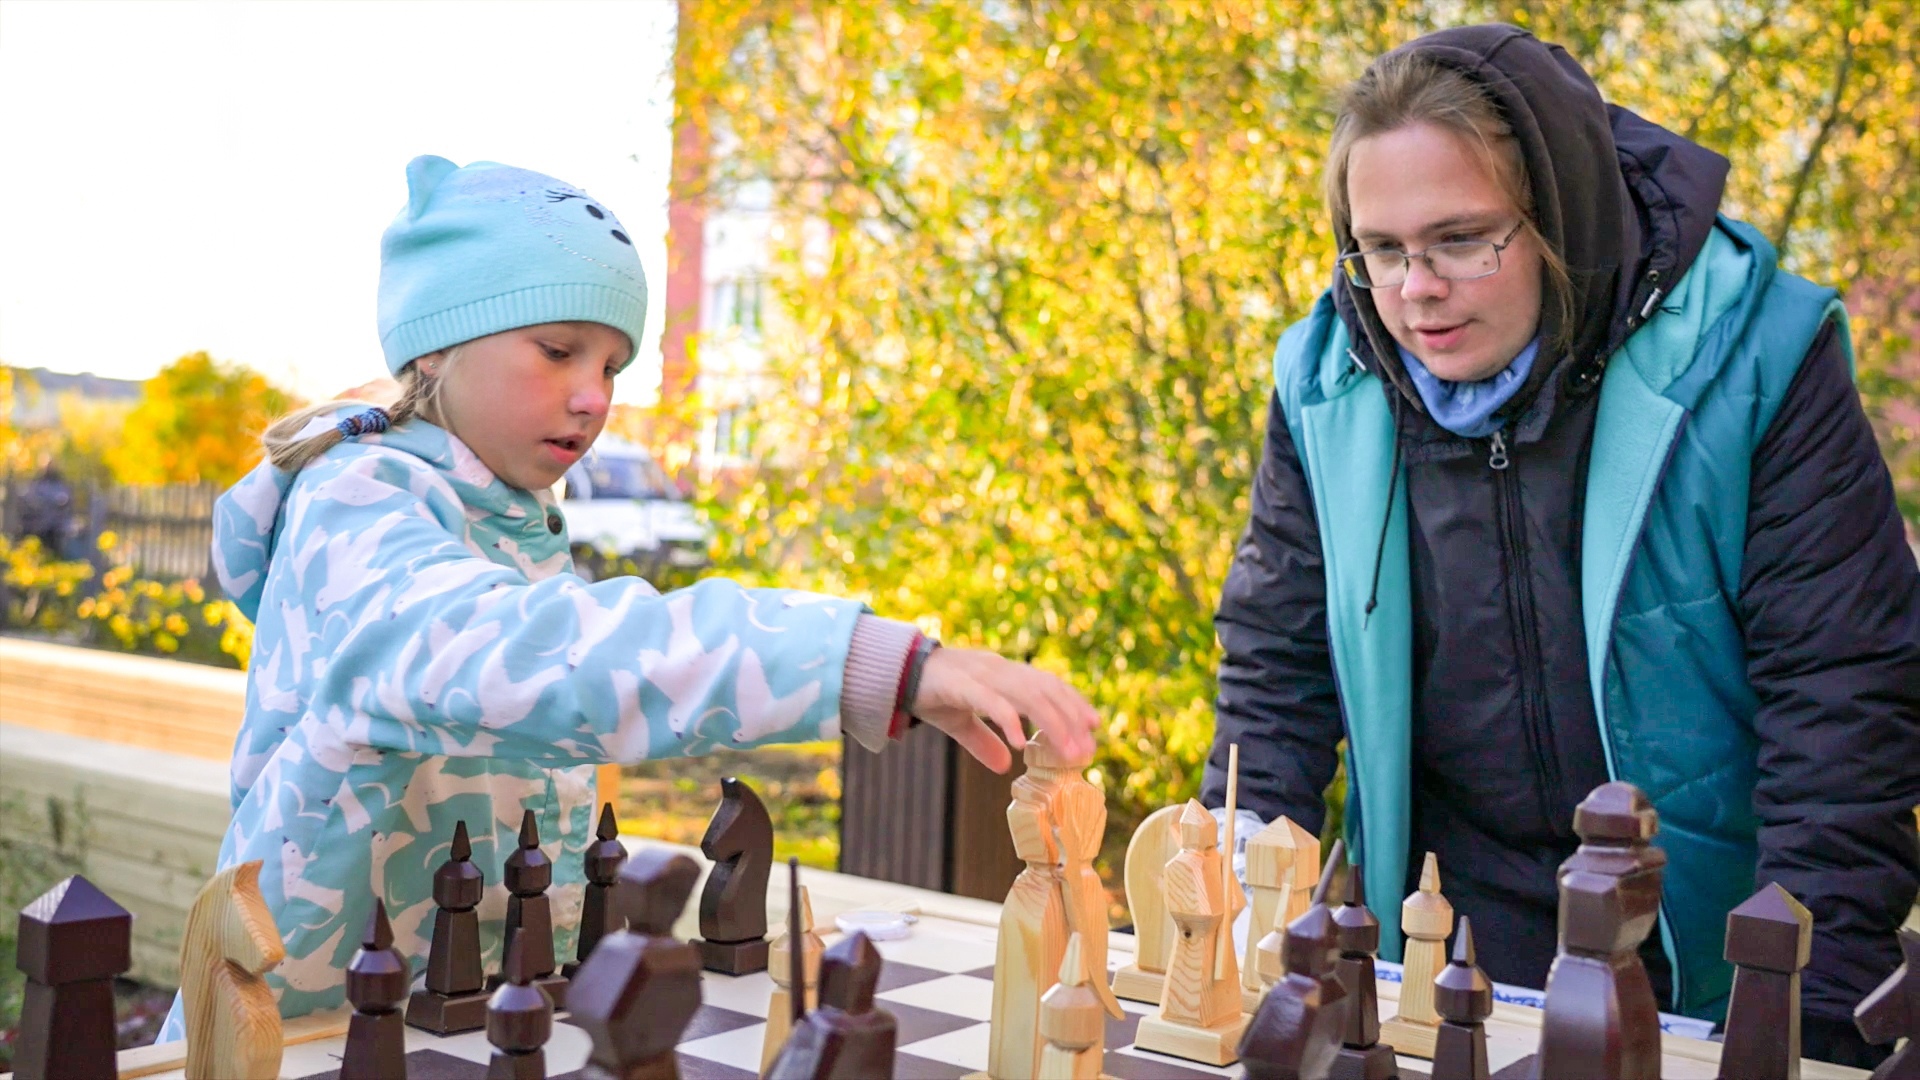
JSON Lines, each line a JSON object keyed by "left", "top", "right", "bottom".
{"left": 94, "top": 842, "right": 1870, "bottom": 1080}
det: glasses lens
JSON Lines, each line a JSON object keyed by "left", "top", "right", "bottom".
{"left": 1359, "top": 251, "right": 1405, "bottom": 288}
{"left": 1430, "top": 240, "right": 1499, "bottom": 281}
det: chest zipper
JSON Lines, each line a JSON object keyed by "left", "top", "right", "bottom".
{"left": 1488, "top": 429, "right": 1567, "bottom": 829}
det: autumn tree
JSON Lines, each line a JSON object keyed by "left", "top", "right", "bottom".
{"left": 673, "top": 0, "right": 1919, "bottom": 842}
{"left": 106, "top": 352, "right": 296, "bottom": 487}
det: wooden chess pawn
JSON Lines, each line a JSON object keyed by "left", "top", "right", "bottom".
{"left": 1429, "top": 917, "right": 1492, "bottom": 1080}
{"left": 763, "top": 881, "right": 826, "bottom": 1073}
{"left": 1111, "top": 803, "right": 1183, "bottom": 1004}
{"left": 1243, "top": 815, "right": 1319, "bottom": 1014}
{"left": 1535, "top": 782, "right": 1666, "bottom": 1080}
{"left": 487, "top": 936, "right": 553, "bottom": 1080}
{"left": 1240, "top": 841, "right": 1350, "bottom": 1080}
{"left": 494, "top": 808, "right": 569, "bottom": 1008}
{"left": 1717, "top": 882, "right": 1812, "bottom": 1080}
{"left": 1038, "top": 933, "right": 1107, "bottom": 1080}
{"left": 1132, "top": 799, "right": 1250, "bottom": 1067}
{"left": 565, "top": 803, "right": 629, "bottom": 980}
{"left": 568, "top": 848, "right": 707, "bottom": 1080}
{"left": 1380, "top": 852, "right": 1452, "bottom": 1058}
{"left": 407, "top": 820, "right": 491, "bottom": 1033}
{"left": 11, "top": 874, "right": 131, "bottom": 1080}
{"left": 767, "top": 930, "right": 899, "bottom": 1080}
{"left": 181, "top": 860, "right": 285, "bottom": 1080}
{"left": 342, "top": 899, "right": 411, "bottom": 1080}
{"left": 1853, "top": 925, "right": 1917, "bottom": 1080}
{"left": 1329, "top": 863, "right": 1398, "bottom": 1080}
{"left": 695, "top": 777, "right": 775, "bottom": 974}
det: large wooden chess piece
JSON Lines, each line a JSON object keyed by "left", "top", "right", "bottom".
{"left": 1038, "top": 933, "right": 1107, "bottom": 1080}
{"left": 1380, "top": 852, "right": 1451, "bottom": 1058}
{"left": 1717, "top": 882, "right": 1812, "bottom": 1080}
{"left": 1534, "top": 782, "right": 1666, "bottom": 1080}
{"left": 1052, "top": 746, "right": 1126, "bottom": 1025}
{"left": 1111, "top": 803, "right": 1183, "bottom": 1004}
{"left": 342, "top": 899, "right": 411, "bottom": 1080}
{"left": 1240, "top": 840, "right": 1350, "bottom": 1080}
{"left": 1430, "top": 917, "right": 1492, "bottom": 1080}
{"left": 566, "top": 802, "right": 630, "bottom": 979}
{"left": 984, "top": 733, "right": 1076, "bottom": 1080}
{"left": 11, "top": 874, "right": 130, "bottom": 1080}
{"left": 695, "top": 776, "right": 774, "bottom": 974}
{"left": 1853, "top": 925, "right": 1918, "bottom": 1080}
{"left": 1243, "top": 815, "right": 1320, "bottom": 1013}
{"left": 1133, "top": 799, "right": 1250, "bottom": 1066}
{"left": 1329, "top": 864, "right": 1399, "bottom": 1080}
{"left": 495, "top": 808, "right": 569, "bottom": 1007}
{"left": 764, "top": 877, "right": 827, "bottom": 1073}
{"left": 487, "top": 936, "right": 553, "bottom": 1080}
{"left": 181, "top": 860, "right": 285, "bottom": 1080}
{"left": 767, "top": 930, "right": 899, "bottom": 1080}
{"left": 568, "top": 846, "right": 706, "bottom": 1080}
{"left": 408, "top": 819, "right": 490, "bottom": 1033}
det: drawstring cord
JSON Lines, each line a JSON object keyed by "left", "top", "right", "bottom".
{"left": 1363, "top": 389, "right": 1404, "bottom": 628}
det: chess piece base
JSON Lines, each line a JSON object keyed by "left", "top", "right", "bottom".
{"left": 696, "top": 935, "right": 770, "bottom": 975}
{"left": 1329, "top": 1040, "right": 1400, "bottom": 1080}
{"left": 485, "top": 971, "right": 570, "bottom": 1010}
{"left": 487, "top": 1049, "right": 546, "bottom": 1080}
{"left": 1379, "top": 1015, "right": 1440, "bottom": 1059}
{"left": 406, "top": 987, "right": 490, "bottom": 1034}
{"left": 1110, "top": 964, "right": 1165, "bottom": 1005}
{"left": 1132, "top": 1012, "right": 1250, "bottom": 1067}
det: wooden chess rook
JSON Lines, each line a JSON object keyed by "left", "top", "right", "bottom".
{"left": 1243, "top": 814, "right": 1318, "bottom": 1013}
{"left": 695, "top": 776, "right": 774, "bottom": 974}
{"left": 1379, "top": 852, "right": 1451, "bottom": 1058}
{"left": 180, "top": 860, "right": 285, "bottom": 1080}
{"left": 10, "top": 874, "right": 131, "bottom": 1080}
{"left": 408, "top": 819, "right": 491, "bottom": 1034}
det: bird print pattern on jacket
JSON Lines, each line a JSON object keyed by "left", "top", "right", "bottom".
{"left": 160, "top": 414, "right": 864, "bottom": 1035}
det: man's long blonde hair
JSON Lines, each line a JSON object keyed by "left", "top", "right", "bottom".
{"left": 1325, "top": 51, "right": 1575, "bottom": 355}
{"left": 260, "top": 348, "right": 461, "bottom": 472}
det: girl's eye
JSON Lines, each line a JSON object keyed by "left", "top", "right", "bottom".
{"left": 540, "top": 344, "right": 569, "bottom": 361}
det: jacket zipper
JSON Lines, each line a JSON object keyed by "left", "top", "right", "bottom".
{"left": 1488, "top": 430, "right": 1568, "bottom": 826}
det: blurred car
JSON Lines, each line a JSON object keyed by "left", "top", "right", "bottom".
{"left": 558, "top": 438, "right": 712, "bottom": 582}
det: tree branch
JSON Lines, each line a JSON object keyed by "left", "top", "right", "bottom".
{"left": 1773, "top": 28, "right": 1857, "bottom": 255}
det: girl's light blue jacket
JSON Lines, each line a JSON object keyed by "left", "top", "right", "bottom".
{"left": 159, "top": 416, "right": 911, "bottom": 1037}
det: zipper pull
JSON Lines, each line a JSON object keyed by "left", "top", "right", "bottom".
{"left": 1488, "top": 430, "right": 1510, "bottom": 471}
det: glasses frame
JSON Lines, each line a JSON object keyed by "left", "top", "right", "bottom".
{"left": 1339, "top": 220, "right": 1526, "bottom": 290}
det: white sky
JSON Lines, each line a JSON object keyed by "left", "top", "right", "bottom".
{"left": 0, "top": 0, "right": 678, "bottom": 405}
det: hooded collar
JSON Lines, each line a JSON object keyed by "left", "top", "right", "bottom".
{"left": 1331, "top": 24, "right": 1729, "bottom": 455}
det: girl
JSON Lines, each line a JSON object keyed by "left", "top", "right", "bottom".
{"left": 159, "top": 155, "right": 1099, "bottom": 1035}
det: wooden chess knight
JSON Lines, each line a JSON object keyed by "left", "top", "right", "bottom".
{"left": 694, "top": 776, "right": 774, "bottom": 975}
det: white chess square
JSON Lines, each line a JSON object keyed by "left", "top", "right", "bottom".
{"left": 700, "top": 969, "right": 776, "bottom": 1016}
{"left": 679, "top": 1022, "right": 772, "bottom": 1072}
{"left": 874, "top": 924, "right": 1000, "bottom": 973}
{"left": 876, "top": 973, "right": 996, "bottom": 1021}
{"left": 1112, "top": 1044, "right": 1240, "bottom": 1078}
{"left": 894, "top": 1020, "right": 992, "bottom": 1072}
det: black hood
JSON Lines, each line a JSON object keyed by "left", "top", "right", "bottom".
{"left": 1330, "top": 23, "right": 1731, "bottom": 440}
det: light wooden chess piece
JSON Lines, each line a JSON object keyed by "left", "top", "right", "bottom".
{"left": 1380, "top": 852, "right": 1452, "bottom": 1058}
{"left": 1132, "top": 799, "right": 1250, "bottom": 1066}
{"left": 1241, "top": 814, "right": 1318, "bottom": 1013}
{"left": 762, "top": 883, "right": 824, "bottom": 1074}
{"left": 1052, "top": 755, "right": 1126, "bottom": 1026}
{"left": 1110, "top": 803, "right": 1182, "bottom": 1004}
{"left": 982, "top": 732, "right": 1077, "bottom": 1080}
{"left": 1038, "top": 933, "right": 1114, "bottom": 1080}
{"left": 180, "top": 861, "right": 285, "bottom": 1080}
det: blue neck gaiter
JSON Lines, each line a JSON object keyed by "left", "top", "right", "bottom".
{"left": 1397, "top": 338, "right": 1540, "bottom": 438}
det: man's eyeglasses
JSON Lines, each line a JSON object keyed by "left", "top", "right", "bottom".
{"left": 1338, "top": 221, "right": 1525, "bottom": 289}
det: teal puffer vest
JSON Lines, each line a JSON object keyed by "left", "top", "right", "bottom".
{"left": 1270, "top": 217, "right": 1847, "bottom": 1021}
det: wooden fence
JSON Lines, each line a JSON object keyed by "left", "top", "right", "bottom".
{"left": 1, "top": 475, "right": 222, "bottom": 588}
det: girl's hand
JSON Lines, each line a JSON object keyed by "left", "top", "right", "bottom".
{"left": 909, "top": 646, "right": 1100, "bottom": 772}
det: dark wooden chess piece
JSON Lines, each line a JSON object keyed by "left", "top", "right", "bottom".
{"left": 494, "top": 808, "right": 569, "bottom": 1007}
{"left": 1853, "top": 926, "right": 1918, "bottom": 1080}
{"left": 487, "top": 935, "right": 554, "bottom": 1080}
{"left": 695, "top": 776, "right": 774, "bottom": 974}
{"left": 565, "top": 802, "right": 629, "bottom": 980}
{"left": 1329, "top": 863, "right": 1398, "bottom": 1080}
{"left": 1534, "top": 782, "right": 1666, "bottom": 1080}
{"left": 766, "top": 930, "right": 898, "bottom": 1080}
{"left": 341, "top": 899, "right": 411, "bottom": 1080}
{"left": 1717, "top": 882, "right": 1811, "bottom": 1080}
{"left": 11, "top": 874, "right": 131, "bottom": 1080}
{"left": 568, "top": 847, "right": 706, "bottom": 1080}
{"left": 1241, "top": 839, "right": 1350, "bottom": 1080}
{"left": 407, "top": 819, "right": 490, "bottom": 1033}
{"left": 1430, "top": 916, "right": 1492, "bottom": 1080}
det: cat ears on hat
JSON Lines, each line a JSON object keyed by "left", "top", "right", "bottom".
{"left": 405, "top": 155, "right": 461, "bottom": 220}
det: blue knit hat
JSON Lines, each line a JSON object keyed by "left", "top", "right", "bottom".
{"left": 376, "top": 155, "right": 648, "bottom": 374}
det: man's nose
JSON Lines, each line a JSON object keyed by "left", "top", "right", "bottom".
{"left": 1399, "top": 256, "right": 1449, "bottom": 301}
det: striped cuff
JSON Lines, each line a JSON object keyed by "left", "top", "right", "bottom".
{"left": 840, "top": 615, "right": 921, "bottom": 751}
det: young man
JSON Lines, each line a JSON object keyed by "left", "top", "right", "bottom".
{"left": 1203, "top": 24, "right": 1919, "bottom": 1066}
